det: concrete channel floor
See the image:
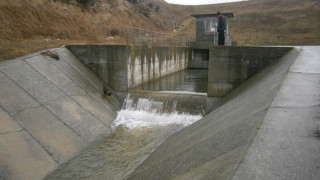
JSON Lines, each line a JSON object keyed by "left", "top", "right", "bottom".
{"left": 233, "top": 46, "right": 320, "bottom": 180}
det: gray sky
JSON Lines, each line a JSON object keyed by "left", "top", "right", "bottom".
{"left": 164, "top": 0, "right": 247, "bottom": 5}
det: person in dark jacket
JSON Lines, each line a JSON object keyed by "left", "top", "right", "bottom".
{"left": 217, "top": 11, "right": 226, "bottom": 45}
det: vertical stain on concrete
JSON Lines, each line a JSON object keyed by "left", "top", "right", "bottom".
{"left": 68, "top": 45, "right": 190, "bottom": 91}
{"left": 130, "top": 46, "right": 136, "bottom": 86}
{"left": 151, "top": 48, "right": 155, "bottom": 83}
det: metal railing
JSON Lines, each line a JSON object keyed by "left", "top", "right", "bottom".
{"left": 212, "top": 32, "right": 233, "bottom": 46}
{"left": 126, "top": 26, "right": 192, "bottom": 47}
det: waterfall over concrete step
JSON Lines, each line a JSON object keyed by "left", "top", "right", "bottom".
{"left": 44, "top": 94, "right": 203, "bottom": 180}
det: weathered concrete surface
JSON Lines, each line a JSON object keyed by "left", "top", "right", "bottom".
{"left": 208, "top": 46, "right": 292, "bottom": 97}
{"left": 0, "top": 107, "right": 22, "bottom": 133}
{"left": 67, "top": 45, "right": 190, "bottom": 92}
{"left": 127, "top": 48, "right": 300, "bottom": 180}
{"left": 188, "top": 49, "right": 209, "bottom": 69}
{"left": 0, "top": 131, "right": 58, "bottom": 180}
{"left": 233, "top": 46, "right": 320, "bottom": 180}
{"left": 0, "top": 47, "right": 117, "bottom": 180}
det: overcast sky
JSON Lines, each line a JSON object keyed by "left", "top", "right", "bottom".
{"left": 164, "top": 0, "right": 247, "bottom": 5}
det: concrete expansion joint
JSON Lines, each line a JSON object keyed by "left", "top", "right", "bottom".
{"left": 69, "top": 95, "right": 110, "bottom": 128}
{"left": 289, "top": 71, "right": 320, "bottom": 75}
{"left": 6, "top": 112, "right": 60, "bottom": 164}
{"left": 27, "top": 131, "right": 60, "bottom": 164}
{"left": 0, "top": 65, "right": 62, "bottom": 108}
{"left": 133, "top": 141, "right": 246, "bottom": 177}
{"left": 11, "top": 104, "right": 43, "bottom": 118}
{"left": 46, "top": 52, "right": 102, "bottom": 97}
{"left": 0, "top": 129, "right": 23, "bottom": 135}
{"left": 271, "top": 104, "right": 320, "bottom": 109}
{"left": 42, "top": 95, "right": 70, "bottom": 105}
{"left": 58, "top": 52, "right": 100, "bottom": 92}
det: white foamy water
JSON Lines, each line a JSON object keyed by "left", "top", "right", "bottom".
{"left": 112, "top": 110, "right": 202, "bottom": 129}
{"left": 111, "top": 97, "right": 202, "bottom": 129}
{"left": 45, "top": 96, "right": 202, "bottom": 180}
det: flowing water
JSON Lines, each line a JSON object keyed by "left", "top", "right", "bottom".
{"left": 45, "top": 96, "right": 202, "bottom": 180}
{"left": 135, "top": 69, "right": 208, "bottom": 93}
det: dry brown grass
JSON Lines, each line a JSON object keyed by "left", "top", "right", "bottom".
{"left": 171, "top": 0, "right": 320, "bottom": 45}
{"left": 0, "top": 0, "right": 179, "bottom": 61}
{"left": 0, "top": 0, "right": 319, "bottom": 61}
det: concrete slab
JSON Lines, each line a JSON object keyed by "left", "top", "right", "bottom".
{"left": 44, "top": 96, "right": 108, "bottom": 142}
{"left": 0, "top": 60, "right": 65, "bottom": 104}
{"left": 290, "top": 46, "right": 320, "bottom": 74}
{"left": 71, "top": 95, "right": 116, "bottom": 127}
{"left": 172, "top": 144, "right": 248, "bottom": 180}
{"left": 0, "top": 131, "right": 57, "bottom": 180}
{"left": 90, "top": 92, "right": 121, "bottom": 111}
{"left": 26, "top": 55, "right": 86, "bottom": 96}
{"left": 0, "top": 71, "right": 40, "bottom": 116}
{"left": 57, "top": 47, "right": 103, "bottom": 93}
{"left": 271, "top": 72, "right": 320, "bottom": 108}
{"left": 0, "top": 47, "right": 118, "bottom": 180}
{"left": 46, "top": 52, "right": 98, "bottom": 94}
{"left": 15, "top": 106, "right": 86, "bottom": 164}
{"left": 0, "top": 107, "right": 22, "bottom": 133}
{"left": 233, "top": 108, "right": 320, "bottom": 180}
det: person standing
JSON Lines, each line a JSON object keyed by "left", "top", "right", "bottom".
{"left": 217, "top": 12, "right": 226, "bottom": 45}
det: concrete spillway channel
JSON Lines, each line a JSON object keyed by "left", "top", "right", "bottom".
{"left": 0, "top": 45, "right": 319, "bottom": 180}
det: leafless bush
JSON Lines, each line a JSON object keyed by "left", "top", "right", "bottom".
{"left": 127, "top": 0, "right": 139, "bottom": 4}
{"left": 110, "top": 28, "right": 120, "bottom": 36}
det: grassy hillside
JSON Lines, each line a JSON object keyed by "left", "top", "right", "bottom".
{"left": 0, "top": 0, "right": 180, "bottom": 60}
{"left": 172, "top": 0, "right": 320, "bottom": 45}
{"left": 0, "top": 0, "right": 319, "bottom": 61}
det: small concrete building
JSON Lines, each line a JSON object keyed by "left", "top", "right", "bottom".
{"left": 189, "top": 13, "right": 234, "bottom": 69}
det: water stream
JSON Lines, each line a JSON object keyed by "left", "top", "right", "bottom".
{"left": 135, "top": 69, "right": 208, "bottom": 93}
{"left": 45, "top": 96, "right": 202, "bottom": 180}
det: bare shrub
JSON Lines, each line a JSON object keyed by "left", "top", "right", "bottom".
{"left": 127, "top": 0, "right": 139, "bottom": 4}
{"left": 110, "top": 28, "right": 120, "bottom": 36}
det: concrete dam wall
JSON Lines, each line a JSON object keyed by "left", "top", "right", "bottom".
{"left": 67, "top": 45, "right": 190, "bottom": 92}
{"left": 208, "top": 46, "right": 292, "bottom": 97}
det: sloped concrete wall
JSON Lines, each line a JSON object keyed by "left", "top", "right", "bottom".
{"left": 208, "top": 46, "right": 292, "bottom": 97}
{"left": 233, "top": 46, "right": 320, "bottom": 180}
{"left": 0, "top": 47, "right": 117, "bottom": 180}
{"left": 127, "top": 48, "right": 299, "bottom": 180}
{"left": 67, "top": 45, "right": 190, "bottom": 92}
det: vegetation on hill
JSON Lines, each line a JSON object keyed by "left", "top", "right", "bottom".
{"left": 0, "top": 0, "right": 319, "bottom": 61}
{"left": 174, "top": 0, "right": 320, "bottom": 45}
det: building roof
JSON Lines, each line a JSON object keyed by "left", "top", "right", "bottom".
{"left": 191, "top": 13, "right": 234, "bottom": 18}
